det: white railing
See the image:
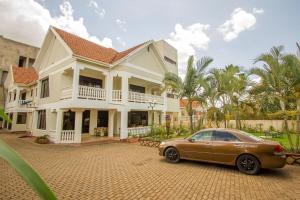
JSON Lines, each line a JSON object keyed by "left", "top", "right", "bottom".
{"left": 61, "top": 87, "right": 72, "bottom": 99}
{"left": 128, "top": 126, "right": 151, "bottom": 136}
{"left": 60, "top": 130, "right": 75, "bottom": 143}
{"left": 128, "top": 91, "right": 164, "bottom": 105}
{"left": 112, "top": 90, "right": 122, "bottom": 101}
{"left": 18, "top": 99, "right": 32, "bottom": 105}
{"left": 78, "top": 85, "right": 106, "bottom": 100}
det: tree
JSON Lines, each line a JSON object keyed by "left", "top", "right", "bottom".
{"left": 0, "top": 109, "right": 56, "bottom": 199}
{"left": 251, "top": 46, "right": 298, "bottom": 151}
{"left": 163, "top": 56, "right": 213, "bottom": 132}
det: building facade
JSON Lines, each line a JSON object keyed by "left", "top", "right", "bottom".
{"left": 2, "top": 27, "right": 180, "bottom": 143}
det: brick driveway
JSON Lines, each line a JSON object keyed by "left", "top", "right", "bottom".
{"left": 0, "top": 133, "right": 299, "bottom": 200}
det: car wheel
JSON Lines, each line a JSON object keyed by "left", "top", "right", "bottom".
{"left": 236, "top": 154, "right": 261, "bottom": 175}
{"left": 165, "top": 147, "right": 180, "bottom": 163}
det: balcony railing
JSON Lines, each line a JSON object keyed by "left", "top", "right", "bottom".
{"left": 128, "top": 91, "right": 164, "bottom": 104}
{"left": 60, "top": 130, "right": 75, "bottom": 143}
{"left": 128, "top": 126, "right": 151, "bottom": 136}
{"left": 78, "top": 85, "right": 106, "bottom": 100}
{"left": 112, "top": 90, "right": 122, "bottom": 102}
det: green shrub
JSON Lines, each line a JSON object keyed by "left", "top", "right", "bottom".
{"left": 35, "top": 135, "right": 50, "bottom": 144}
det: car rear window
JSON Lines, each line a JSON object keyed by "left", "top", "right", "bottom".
{"left": 213, "top": 131, "right": 240, "bottom": 142}
{"left": 237, "top": 130, "right": 263, "bottom": 141}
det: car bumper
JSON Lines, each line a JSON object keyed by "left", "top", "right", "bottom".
{"left": 261, "top": 154, "right": 286, "bottom": 168}
{"left": 158, "top": 146, "right": 165, "bottom": 156}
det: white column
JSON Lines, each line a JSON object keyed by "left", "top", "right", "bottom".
{"left": 89, "top": 109, "right": 97, "bottom": 135}
{"left": 55, "top": 110, "right": 63, "bottom": 143}
{"left": 74, "top": 110, "right": 83, "bottom": 143}
{"left": 72, "top": 65, "right": 80, "bottom": 100}
{"left": 120, "top": 109, "right": 128, "bottom": 139}
{"left": 105, "top": 73, "right": 112, "bottom": 103}
{"left": 108, "top": 110, "right": 115, "bottom": 137}
{"left": 121, "top": 75, "right": 129, "bottom": 104}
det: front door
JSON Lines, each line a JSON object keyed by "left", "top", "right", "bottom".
{"left": 82, "top": 110, "right": 90, "bottom": 133}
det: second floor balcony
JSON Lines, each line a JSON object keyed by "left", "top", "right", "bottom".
{"left": 61, "top": 85, "right": 164, "bottom": 105}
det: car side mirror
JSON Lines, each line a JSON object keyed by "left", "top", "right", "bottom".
{"left": 188, "top": 138, "right": 195, "bottom": 143}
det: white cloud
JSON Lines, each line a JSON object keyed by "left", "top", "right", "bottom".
{"left": 116, "top": 36, "right": 126, "bottom": 46}
{"left": 166, "top": 23, "right": 210, "bottom": 78}
{"left": 218, "top": 8, "right": 259, "bottom": 42}
{"left": 88, "top": 0, "right": 105, "bottom": 18}
{"left": 253, "top": 8, "right": 264, "bottom": 14}
{"left": 116, "top": 19, "right": 127, "bottom": 32}
{"left": 0, "top": 0, "right": 112, "bottom": 48}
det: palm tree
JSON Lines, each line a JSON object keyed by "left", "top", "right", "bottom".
{"left": 164, "top": 56, "right": 213, "bottom": 132}
{"left": 251, "top": 46, "right": 297, "bottom": 151}
{"left": 0, "top": 109, "right": 56, "bottom": 199}
{"left": 204, "top": 72, "right": 220, "bottom": 127}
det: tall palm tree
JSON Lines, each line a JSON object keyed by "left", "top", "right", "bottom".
{"left": 251, "top": 46, "right": 297, "bottom": 151}
{"left": 204, "top": 72, "right": 220, "bottom": 127}
{"left": 164, "top": 55, "right": 213, "bottom": 132}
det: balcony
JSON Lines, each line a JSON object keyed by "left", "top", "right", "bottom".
{"left": 128, "top": 91, "right": 164, "bottom": 104}
{"left": 78, "top": 85, "right": 106, "bottom": 100}
{"left": 60, "top": 87, "right": 164, "bottom": 105}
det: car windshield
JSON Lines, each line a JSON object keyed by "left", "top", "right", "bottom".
{"left": 237, "top": 130, "right": 264, "bottom": 141}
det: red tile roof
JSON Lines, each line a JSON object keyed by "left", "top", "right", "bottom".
{"left": 180, "top": 99, "right": 201, "bottom": 109}
{"left": 12, "top": 66, "right": 38, "bottom": 85}
{"left": 53, "top": 27, "right": 147, "bottom": 64}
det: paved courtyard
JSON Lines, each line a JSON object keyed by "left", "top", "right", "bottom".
{"left": 0, "top": 133, "right": 299, "bottom": 200}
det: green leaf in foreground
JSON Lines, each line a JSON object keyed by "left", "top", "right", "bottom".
{"left": 0, "top": 139, "right": 56, "bottom": 200}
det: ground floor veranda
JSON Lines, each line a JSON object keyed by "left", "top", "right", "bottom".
{"left": 2, "top": 109, "right": 179, "bottom": 143}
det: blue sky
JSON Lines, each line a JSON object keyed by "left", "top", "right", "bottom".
{"left": 1, "top": 0, "right": 299, "bottom": 76}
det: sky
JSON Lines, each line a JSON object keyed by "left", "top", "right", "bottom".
{"left": 0, "top": 0, "right": 299, "bottom": 77}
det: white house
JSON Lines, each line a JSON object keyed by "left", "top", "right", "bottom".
{"left": 3, "top": 26, "right": 180, "bottom": 143}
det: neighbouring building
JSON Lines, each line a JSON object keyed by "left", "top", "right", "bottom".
{"left": 2, "top": 26, "right": 180, "bottom": 143}
{"left": 179, "top": 99, "right": 202, "bottom": 126}
{"left": 0, "top": 36, "right": 39, "bottom": 127}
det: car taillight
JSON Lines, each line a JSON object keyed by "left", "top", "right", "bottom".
{"left": 274, "top": 144, "right": 284, "bottom": 155}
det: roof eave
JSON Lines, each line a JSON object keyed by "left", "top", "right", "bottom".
{"left": 73, "top": 54, "right": 112, "bottom": 68}
{"left": 110, "top": 40, "right": 154, "bottom": 67}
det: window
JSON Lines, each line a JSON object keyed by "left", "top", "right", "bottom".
{"left": 37, "top": 110, "right": 46, "bottom": 130}
{"left": 79, "top": 76, "right": 102, "bottom": 88}
{"left": 190, "top": 131, "right": 213, "bottom": 141}
{"left": 28, "top": 58, "right": 35, "bottom": 67}
{"left": 16, "top": 112, "right": 27, "bottom": 124}
{"left": 18, "top": 56, "right": 26, "bottom": 67}
{"left": 30, "top": 89, "right": 33, "bottom": 97}
{"left": 167, "top": 93, "right": 176, "bottom": 98}
{"left": 129, "top": 84, "right": 145, "bottom": 93}
{"left": 97, "top": 111, "right": 108, "bottom": 127}
{"left": 128, "top": 111, "right": 148, "bottom": 127}
{"left": 13, "top": 90, "right": 16, "bottom": 100}
{"left": 9, "top": 92, "right": 11, "bottom": 102}
{"left": 40, "top": 78, "right": 49, "bottom": 98}
{"left": 164, "top": 56, "right": 177, "bottom": 65}
{"left": 212, "top": 131, "right": 240, "bottom": 142}
{"left": 63, "top": 110, "right": 75, "bottom": 130}
{"left": 20, "top": 92, "right": 26, "bottom": 100}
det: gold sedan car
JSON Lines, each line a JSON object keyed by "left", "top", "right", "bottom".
{"left": 159, "top": 128, "right": 286, "bottom": 175}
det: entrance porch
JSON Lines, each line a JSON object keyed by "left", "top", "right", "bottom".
{"left": 55, "top": 109, "right": 119, "bottom": 143}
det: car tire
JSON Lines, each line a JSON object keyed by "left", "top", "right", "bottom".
{"left": 236, "top": 154, "right": 261, "bottom": 175}
{"left": 165, "top": 147, "right": 180, "bottom": 163}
